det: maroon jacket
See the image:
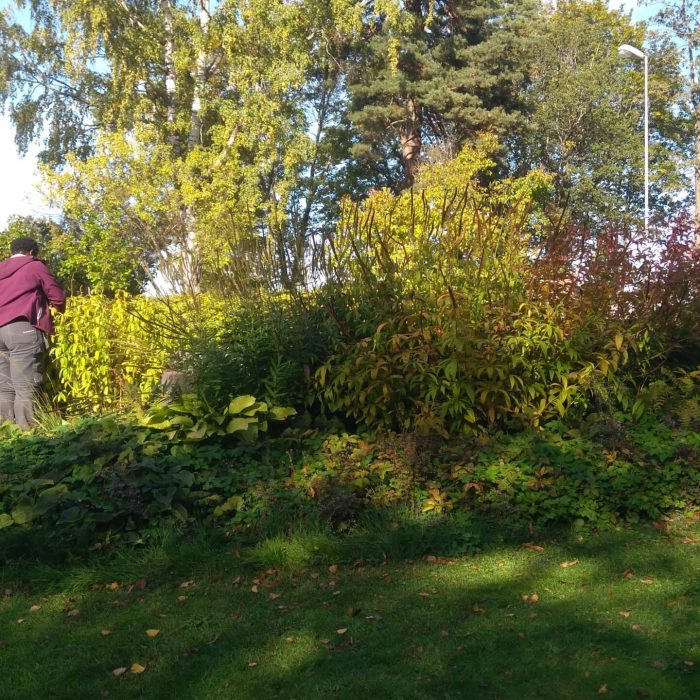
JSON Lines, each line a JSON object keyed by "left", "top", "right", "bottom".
{"left": 0, "top": 256, "right": 66, "bottom": 334}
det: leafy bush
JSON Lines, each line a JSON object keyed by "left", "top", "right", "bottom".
{"left": 317, "top": 299, "right": 644, "bottom": 433}
{"left": 50, "top": 293, "right": 174, "bottom": 412}
{"left": 0, "top": 395, "right": 297, "bottom": 549}
{"left": 177, "top": 294, "right": 338, "bottom": 411}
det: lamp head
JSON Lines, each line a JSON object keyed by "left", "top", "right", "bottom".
{"left": 618, "top": 43, "right": 645, "bottom": 59}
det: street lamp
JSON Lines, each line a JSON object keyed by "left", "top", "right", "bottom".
{"left": 618, "top": 43, "right": 649, "bottom": 235}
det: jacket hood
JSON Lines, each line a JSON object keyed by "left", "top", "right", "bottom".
{"left": 0, "top": 256, "right": 37, "bottom": 281}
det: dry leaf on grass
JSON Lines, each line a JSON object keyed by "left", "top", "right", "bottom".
{"left": 130, "top": 663, "right": 146, "bottom": 674}
{"left": 101, "top": 629, "right": 113, "bottom": 636}
{"left": 336, "top": 628, "right": 348, "bottom": 635}
{"left": 597, "top": 683, "right": 609, "bottom": 694}
{"left": 66, "top": 609, "right": 80, "bottom": 617}
{"left": 29, "top": 605, "right": 41, "bottom": 612}
{"left": 146, "top": 629, "right": 160, "bottom": 638}
{"left": 523, "top": 542, "right": 544, "bottom": 551}
{"left": 112, "top": 667, "right": 127, "bottom": 677}
{"left": 619, "top": 611, "right": 631, "bottom": 618}
{"left": 559, "top": 560, "right": 579, "bottom": 568}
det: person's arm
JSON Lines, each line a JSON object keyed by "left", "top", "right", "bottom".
{"left": 35, "top": 261, "right": 67, "bottom": 312}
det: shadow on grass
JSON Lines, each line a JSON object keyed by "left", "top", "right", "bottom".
{"left": 1, "top": 522, "right": 698, "bottom": 700}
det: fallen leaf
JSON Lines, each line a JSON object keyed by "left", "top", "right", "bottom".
{"left": 247, "top": 661, "right": 258, "bottom": 668}
{"left": 622, "top": 568, "right": 634, "bottom": 579}
{"left": 106, "top": 582, "right": 120, "bottom": 591}
{"left": 336, "top": 628, "right": 348, "bottom": 635}
{"left": 146, "top": 629, "right": 160, "bottom": 638}
{"left": 328, "top": 564, "right": 338, "bottom": 574}
{"left": 523, "top": 542, "right": 544, "bottom": 551}
{"left": 619, "top": 611, "right": 631, "bottom": 618}
{"left": 631, "top": 624, "right": 642, "bottom": 632}
{"left": 16, "top": 619, "right": 25, "bottom": 624}
{"left": 179, "top": 580, "right": 195, "bottom": 589}
{"left": 522, "top": 594, "right": 539, "bottom": 604}
{"left": 66, "top": 609, "right": 80, "bottom": 617}
{"left": 285, "top": 636, "right": 294, "bottom": 643}
{"left": 29, "top": 605, "right": 41, "bottom": 612}
{"left": 471, "top": 603, "right": 485, "bottom": 614}
{"left": 100, "top": 629, "right": 113, "bottom": 636}
{"left": 598, "top": 684, "right": 609, "bottom": 694}
{"left": 684, "top": 660, "right": 694, "bottom": 667}
{"left": 418, "top": 592, "right": 430, "bottom": 597}
{"left": 640, "top": 578, "right": 655, "bottom": 585}
{"left": 112, "top": 667, "right": 127, "bottom": 677}
{"left": 680, "top": 537, "right": 697, "bottom": 544}
{"left": 130, "top": 664, "right": 146, "bottom": 674}
{"left": 250, "top": 585, "right": 259, "bottom": 594}
{"left": 346, "top": 607, "right": 361, "bottom": 617}
{"left": 177, "top": 595, "right": 188, "bottom": 602}
{"left": 269, "top": 592, "right": 281, "bottom": 600}
{"left": 440, "top": 629, "right": 449, "bottom": 637}
{"left": 559, "top": 559, "right": 579, "bottom": 568}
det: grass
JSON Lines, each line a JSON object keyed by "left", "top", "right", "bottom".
{"left": 1, "top": 518, "right": 699, "bottom": 700}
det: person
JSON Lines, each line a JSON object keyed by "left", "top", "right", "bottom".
{"left": 0, "top": 236, "right": 66, "bottom": 429}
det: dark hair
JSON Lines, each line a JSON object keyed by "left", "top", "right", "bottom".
{"left": 10, "top": 237, "right": 39, "bottom": 257}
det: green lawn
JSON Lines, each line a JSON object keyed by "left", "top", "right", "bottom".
{"left": 1, "top": 519, "right": 699, "bottom": 700}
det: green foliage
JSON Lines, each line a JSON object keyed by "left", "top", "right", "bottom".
{"left": 49, "top": 293, "right": 184, "bottom": 413}
{"left": 141, "top": 393, "right": 296, "bottom": 443}
{"left": 0, "top": 397, "right": 296, "bottom": 547}
{"left": 179, "top": 294, "right": 338, "bottom": 411}
{"left": 317, "top": 301, "right": 642, "bottom": 434}
{"left": 523, "top": 0, "right": 691, "bottom": 228}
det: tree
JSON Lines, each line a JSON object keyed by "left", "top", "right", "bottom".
{"left": 0, "top": 1, "right": 365, "bottom": 295}
{"left": 645, "top": 0, "right": 700, "bottom": 235}
{"left": 346, "top": 0, "right": 544, "bottom": 186}
{"left": 520, "top": 0, "right": 691, "bottom": 231}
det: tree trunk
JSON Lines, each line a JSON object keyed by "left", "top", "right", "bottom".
{"left": 400, "top": 97, "right": 422, "bottom": 185}
{"left": 161, "top": 0, "right": 179, "bottom": 152}
{"left": 188, "top": 0, "right": 210, "bottom": 150}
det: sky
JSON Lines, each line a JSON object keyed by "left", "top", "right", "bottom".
{"left": 0, "top": 0, "right": 656, "bottom": 229}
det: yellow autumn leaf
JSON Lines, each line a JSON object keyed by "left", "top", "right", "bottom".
{"left": 146, "top": 629, "right": 160, "bottom": 638}
{"left": 100, "top": 628, "right": 113, "bottom": 636}
{"left": 130, "top": 663, "right": 146, "bottom": 674}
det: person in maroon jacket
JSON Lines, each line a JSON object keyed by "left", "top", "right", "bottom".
{"left": 0, "top": 236, "right": 66, "bottom": 429}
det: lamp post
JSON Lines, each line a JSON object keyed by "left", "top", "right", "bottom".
{"left": 618, "top": 43, "right": 649, "bottom": 235}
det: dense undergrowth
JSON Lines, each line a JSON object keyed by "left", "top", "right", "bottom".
{"left": 1, "top": 401, "right": 698, "bottom": 560}
{"left": 2, "top": 143, "right": 700, "bottom": 560}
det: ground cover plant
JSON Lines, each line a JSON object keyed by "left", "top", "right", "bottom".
{"left": 0, "top": 517, "right": 698, "bottom": 700}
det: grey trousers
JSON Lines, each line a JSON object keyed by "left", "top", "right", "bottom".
{"left": 0, "top": 321, "right": 46, "bottom": 429}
